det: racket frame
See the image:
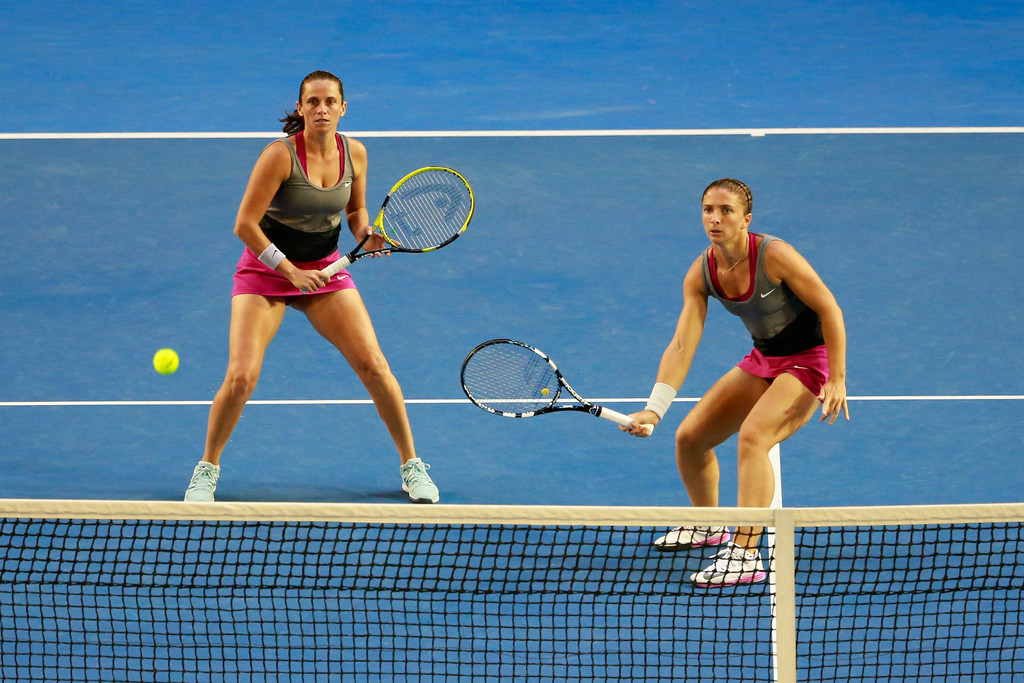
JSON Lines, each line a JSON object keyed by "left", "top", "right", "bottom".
{"left": 460, "top": 339, "right": 634, "bottom": 427}
{"left": 322, "top": 166, "right": 473, "bottom": 277}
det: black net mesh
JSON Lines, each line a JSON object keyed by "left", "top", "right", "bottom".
{"left": 1, "top": 509, "right": 1021, "bottom": 682}
{"left": 796, "top": 522, "right": 1024, "bottom": 682}
{"left": 1, "top": 519, "right": 775, "bottom": 682}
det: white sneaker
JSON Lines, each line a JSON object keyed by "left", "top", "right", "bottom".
{"left": 400, "top": 457, "right": 439, "bottom": 504}
{"left": 653, "top": 525, "right": 732, "bottom": 552}
{"left": 690, "top": 543, "right": 767, "bottom": 588}
{"left": 184, "top": 462, "right": 220, "bottom": 502}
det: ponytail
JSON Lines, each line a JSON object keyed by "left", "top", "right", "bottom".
{"left": 280, "top": 109, "right": 304, "bottom": 135}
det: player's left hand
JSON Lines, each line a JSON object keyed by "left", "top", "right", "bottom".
{"left": 818, "top": 379, "right": 850, "bottom": 425}
{"left": 361, "top": 226, "right": 391, "bottom": 256}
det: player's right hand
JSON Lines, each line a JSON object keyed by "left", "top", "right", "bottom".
{"left": 623, "top": 410, "right": 659, "bottom": 438}
{"left": 288, "top": 268, "right": 331, "bottom": 294}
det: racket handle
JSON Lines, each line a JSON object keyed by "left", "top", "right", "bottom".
{"left": 594, "top": 406, "right": 634, "bottom": 427}
{"left": 321, "top": 254, "right": 354, "bottom": 278}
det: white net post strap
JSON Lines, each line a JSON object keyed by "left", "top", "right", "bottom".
{"left": 769, "top": 443, "right": 782, "bottom": 509}
{"left": 767, "top": 443, "right": 783, "bottom": 682}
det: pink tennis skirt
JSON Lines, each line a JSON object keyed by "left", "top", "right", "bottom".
{"left": 737, "top": 345, "right": 830, "bottom": 396}
{"left": 232, "top": 248, "right": 357, "bottom": 298}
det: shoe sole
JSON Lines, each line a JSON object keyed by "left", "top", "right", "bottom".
{"left": 690, "top": 570, "right": 768, "bottom": 588}
{"left": 402, "top": 484, "right": 439, "bottom": 504}
{"left": 654, "top": 530, "right": 732, "bottom": 552}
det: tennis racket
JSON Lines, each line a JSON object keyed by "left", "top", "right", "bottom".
{"left": 461, "top": 339, "right": 643, "bottom": 430}
{"left": 321, "top": 166, "right": 474, "bottom": 277}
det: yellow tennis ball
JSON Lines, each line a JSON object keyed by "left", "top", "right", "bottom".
{"left": 153, "top": 348, "right": 179, "bottom": 375}
{"left": 541, "top": 388, "right": 550, "bottom": 396}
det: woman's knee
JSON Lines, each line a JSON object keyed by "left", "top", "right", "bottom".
{"left": 735, "top": 425, "right": 775, "bottom": 462}
{"left": 675, "top": 424, "right": 711, "bottom": 461}
{"left": 222, "top": 365, "right": 260, "bottom": 399}
{"left": 350, "top": 350, "right": 393, "bottom": 386}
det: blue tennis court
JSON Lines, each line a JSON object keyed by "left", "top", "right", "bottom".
{"left": 1, "top": 2, "right": 1022, "bottom": 681}
{"left": 2, "top": 132, "right": 1021, "bottom": 507}
{"left": 2, "top": 0, "right": 1022, "bottom": 507}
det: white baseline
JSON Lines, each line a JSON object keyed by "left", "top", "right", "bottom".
{"left": 2, "top": 127, "right": 1024, "bottom": 141}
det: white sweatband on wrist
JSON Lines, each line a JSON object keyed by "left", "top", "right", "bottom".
{"left": 644, "top": 382, "right": 677, "bottom": 420}
{"left": 258, "top": 243, "right": 286, "bottom": 270}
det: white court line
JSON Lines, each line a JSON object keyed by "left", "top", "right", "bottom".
{"left": 1, "top": 127, "right": 1024, "bottom": 141}
{"left": 0, "top": 395, "right": 1020, "bottom": 407}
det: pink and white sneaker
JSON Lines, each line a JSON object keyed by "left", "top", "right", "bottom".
{"left": 690, "top": 543, "right": 768, "bottom": 588}
{"left": 653, "top": 525, "right": 732, "bottom": 552}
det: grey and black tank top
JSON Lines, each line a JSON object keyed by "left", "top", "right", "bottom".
{"left": 259, "top": 132, "right": 354, "bottom": 261}
{"left": 701, "top": 232, "right": 824, "bottom": 356}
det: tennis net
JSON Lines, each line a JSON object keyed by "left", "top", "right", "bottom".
{"left": 0, "top": 500, "right": 1021, "bottom": 682}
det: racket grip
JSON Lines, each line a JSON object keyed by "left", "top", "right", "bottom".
{"left": 321, "top": 254, "right": 354, "bottom": 278}
{"left": 594, "top": 406, "right": 634, "bottom": 427}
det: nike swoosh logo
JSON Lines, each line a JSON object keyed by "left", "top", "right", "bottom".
{"left": 760, "top": 289, "right": 776, "bottom": 298}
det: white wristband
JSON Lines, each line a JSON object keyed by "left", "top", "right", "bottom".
{"left": 644, "top": 382, "right": 677, "bottom": 419}
{"left": 258, "top": 243, "right": 286, "bottom": 270}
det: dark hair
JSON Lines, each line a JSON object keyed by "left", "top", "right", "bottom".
{"left": 703, "top": 178, "right": 753, "bottom": 214}
{"left": 280, "top": 70, "right": 345, "bottom": 135}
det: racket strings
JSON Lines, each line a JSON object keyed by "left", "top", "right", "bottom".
{"left": 462, "top": 344, "right": 559, "bottom": 414}
{"left": 382, "top": 170, "right": 472, "bottom": 250}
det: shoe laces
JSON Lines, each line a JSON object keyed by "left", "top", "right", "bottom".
{"left": 190, "top": 464, "right": 217, "bottom": 488}
{"left": 710, "top": 544, "right": 752, "bottom": 570}
{"left": 402, "top": 460, "right": 433, "bottom": 485}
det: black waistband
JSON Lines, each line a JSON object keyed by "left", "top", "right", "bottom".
{"left": 753, "top": 306, "right": 824, "bottom": 356}
{"left": 259, "top": 216, "right": 341, "bottom": 262}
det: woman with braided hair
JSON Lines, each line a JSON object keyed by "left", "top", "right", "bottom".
{"left": 625, "top": 178, "right": 848, "bottom": 587}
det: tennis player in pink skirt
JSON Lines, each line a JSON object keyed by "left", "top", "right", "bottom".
{"left": 184, "top": 71, "right": 439, "bottom": 504}
{"left": 626, "top": 178, "right": 849, "bottom": 587}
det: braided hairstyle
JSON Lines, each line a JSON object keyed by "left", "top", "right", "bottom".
{"left": 280, "top": 70, "right": 345, "bottom": 135}
{"left": 703, "top": 178, "right": 753, "bottom": 215}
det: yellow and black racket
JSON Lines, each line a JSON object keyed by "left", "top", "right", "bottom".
{"left": 322, "top": 167, "right": 473, "bottom": 277}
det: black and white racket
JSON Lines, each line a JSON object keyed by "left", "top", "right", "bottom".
{"left": 321, "top": 166, "right": 473, "bottom": 277}
{"left": 461, "top": 339, "right": 646, "bottom": 431}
